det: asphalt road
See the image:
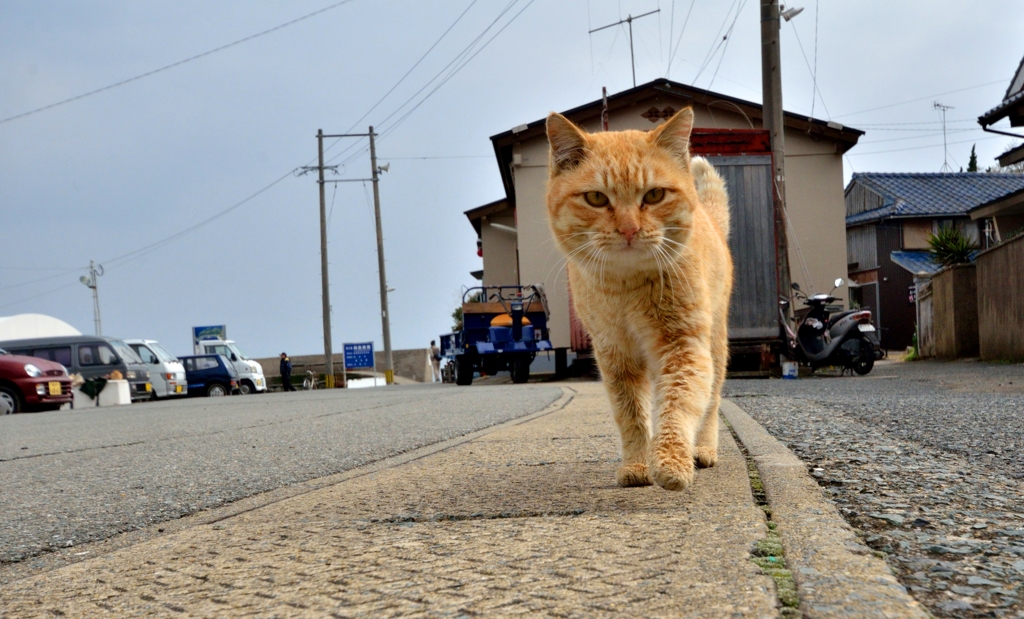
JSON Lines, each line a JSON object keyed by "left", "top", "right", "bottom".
{"left": 0, "top": 383, "right": 562, "bottom": 565}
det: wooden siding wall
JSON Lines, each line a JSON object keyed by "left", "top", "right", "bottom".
{"left": 707, "top": 155, "right": 779, "bottom": 340}
{"left": 917, "top": 280, "right": 934, "bottom": 357}
{"left": 876, "top": 222, "right": 916, "bottom": 350}
{"left": 932, "top": 264, "right": 979, "bottom": 359}
{"left": 846, "top": 224, "right": 878, "bottom": 269}
{"left": 845, "top": 183, "right": 885, "bottom": 217}
{"left": 976, "top": 234, "right": 1024, "bottom": 360}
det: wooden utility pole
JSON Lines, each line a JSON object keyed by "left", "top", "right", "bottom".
{"left": 760, "top": 0, "right": 793, "bottom": 302}
{"left": 316, "top": 129, "right": 335, "bottom": 388}
{"left": 368, "top": 127, "right": 394, "bottom": 385}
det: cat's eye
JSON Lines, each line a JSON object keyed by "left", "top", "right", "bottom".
{"left": 642, "top": 187, "right": 665, "bottom": 205}
{"left": 583, "top": 191, "right": 609, "bottom": 207}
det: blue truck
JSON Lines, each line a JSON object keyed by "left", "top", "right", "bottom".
{"left": 441, "top": 286, "right": 552, "bottom": 385}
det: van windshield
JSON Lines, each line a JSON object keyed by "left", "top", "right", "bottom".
{"left": 110, "top": 340, "right": 143, "bottom": 364}
{"left": 150, "top": 342, "right": 179, "bottom": 363}
{"left": 228, "top": 343, "right": 249, "bottom": 360}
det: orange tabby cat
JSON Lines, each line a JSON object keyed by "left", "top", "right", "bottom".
{"left": 545, "top": 107, "right": 733, "bottom": 491}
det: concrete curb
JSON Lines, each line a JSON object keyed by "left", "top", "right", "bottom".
{"left": 721, "top": 399, "right": 930, "bottom": 619}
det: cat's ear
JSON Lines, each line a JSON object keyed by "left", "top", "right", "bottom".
{"left": 546, "top": 113, "right": 589, "bottom": 174}
{"left": 652, "top": 107, "right": 694, "bottom": 167}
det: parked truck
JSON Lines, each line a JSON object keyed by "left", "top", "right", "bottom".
{"left": 194, "top": 339, "right": 267, "bottom": 394}
{"left": 440, "top": 286, "right": 552, "bottom": 385}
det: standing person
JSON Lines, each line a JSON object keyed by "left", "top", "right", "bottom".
{"left": 429, "top": 340, "right": 442, "bottom": 383}
{"left": 280, "top": 353, "right": 297, "bottom": 391}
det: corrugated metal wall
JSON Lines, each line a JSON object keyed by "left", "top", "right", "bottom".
{"left": 707, "top": 155, "right": 779, "bottom": 340}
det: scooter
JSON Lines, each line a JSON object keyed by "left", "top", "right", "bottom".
{"left": 779, "top": 277, "right": 881, "bottom": 376}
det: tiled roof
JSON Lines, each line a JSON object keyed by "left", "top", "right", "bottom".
{"left": 890, "top": 250, "right": 980, "bottom": 276}
{"left": 979, "top": 89, "right": 1024, "bottom": 126}
{"left": 845, "top": 173, "right": 1024, "bottom": 225}
{"left": 890, "top": 251, "right": 941, "bottom": 276}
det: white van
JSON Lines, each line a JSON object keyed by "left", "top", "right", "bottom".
{"left": 196, "top": 339, "right": 266, "bottom": 395}
{"left": 125, "top": 339, "right": 187, "bottom": 399}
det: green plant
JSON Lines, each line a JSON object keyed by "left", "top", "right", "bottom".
{"left": 927, "top": 225, "right": 974, "bottom": 267}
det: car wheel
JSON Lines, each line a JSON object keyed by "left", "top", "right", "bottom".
{"left": 0, "top": 386, "right": 22, "bottom": 415}
{"left": 207, "top": 383, "right": 228, "bottom": 397}
{"left": 455, "top": 356, "right": 474, "bottom": 386}
{"left": 238, "top": 381, "right": 253, "bottom": 395}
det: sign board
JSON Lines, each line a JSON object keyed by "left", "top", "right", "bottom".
{"left": 193, "top": 325, "right": 226, "bottom": 353}
{"left": 344, "top": 342, "right": 374, "bottom": 369}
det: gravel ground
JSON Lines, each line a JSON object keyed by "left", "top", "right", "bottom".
{"left": 0, "top": 383, "right": 561, "bottom": 567}
{"left": 726, "top": 359, "right": 1024, "bottom": 619}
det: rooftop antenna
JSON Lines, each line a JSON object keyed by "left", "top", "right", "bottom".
{"left": 589, "top": 9, "right": 660, "bottom": 88}
{"left": 934, "top": 101, "right": 955, "bottom": 173}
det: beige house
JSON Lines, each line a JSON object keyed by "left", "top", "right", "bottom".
{"left": 466, "top": 79, "right": 862, "bottom": 352}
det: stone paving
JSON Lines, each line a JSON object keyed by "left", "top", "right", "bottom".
{"left": 729, "top": 360, "right": 1024, "bottom": 619}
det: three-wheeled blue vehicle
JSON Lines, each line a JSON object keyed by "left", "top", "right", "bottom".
{"left": 441, "top": 286, "right": 552, "bottom": 385}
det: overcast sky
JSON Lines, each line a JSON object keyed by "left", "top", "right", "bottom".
{"left": 1, "top": 1, "right": 1022, "bottom": 359}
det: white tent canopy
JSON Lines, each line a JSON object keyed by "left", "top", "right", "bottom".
{"left": 0, "top": 314, "right": 82, "bottom": 342}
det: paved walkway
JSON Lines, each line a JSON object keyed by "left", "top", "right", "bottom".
{"left": 2, "top": 384, "right": 927, "bottom": 617}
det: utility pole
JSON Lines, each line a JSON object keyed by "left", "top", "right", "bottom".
{"left": 79, "top": 260, "right": 103, "bottom": 335}
{"left": 589, "top": 9, "right": 660, "bottom": 88}
{"left": 316, "top": 130, "right": 336, "bottom": 388}
{"left": 761, "top": 0, "right": 793, "bottom": 303}
{"left": 368, "top": 127, "right": 395, "bottom": 385}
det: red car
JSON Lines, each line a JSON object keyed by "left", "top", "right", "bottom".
{"left": 0, "top": 347, "right": 73, "bottom": 414}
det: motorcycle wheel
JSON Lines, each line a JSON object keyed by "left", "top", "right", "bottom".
{"left": 852, "top": 344, "right": 875, "bottom": 376}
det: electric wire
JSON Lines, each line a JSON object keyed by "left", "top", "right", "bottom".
{"left": 834, "top": 80, "right": 1006, "bottom": 119}
{"left": 0, "top": 0, "right": 359, "bottom": 126}
{"left": 324, "top": 0, "right": 522, "bottom": 168}
{"left": 701, "top": 0, "right": 746, "bottom": 93}
{"left": 788, "top": 19, "right": 832, "bottom": 119}
{"left": 666, "top": 0, "right": 696, "bottom": 79}
{"left": 846, "top": 134, "right": 1001, "bottom": 157}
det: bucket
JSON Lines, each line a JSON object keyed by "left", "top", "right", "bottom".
{"left": 782, "top": 361, "right": 799, "bottom": 379}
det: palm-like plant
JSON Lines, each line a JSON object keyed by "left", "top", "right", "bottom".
{"left": 927, "top": 225, "right": 974, "bottom": 267}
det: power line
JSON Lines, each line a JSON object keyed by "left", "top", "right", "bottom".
{"left": 325, "top": 0, "right": 523, "bottom": 168}
{"left": 0, "top": 282, "right": 79, "bottom": 310}
{"left": 787, "top": 11, "right": 831, "bottom": 119}
{"left": 833, "top": 80, "right": 1006, "bottom": 119}
{"left": 701, "top": 0, "right": 746, "bottom": 93}
{"left": 329, "top": 0, "right": 534, "bottom": 169}
{"left": 0, "top": 0, "right": 359, "bottom": 126}
{"left": 666, "top": 0, "right": 696, "bottom": 78}
{"left": 846, "top": 134, "right": 1001, "bottom": 157}
{"left": 101, "top": 171, "right": 294, "bottom": 271}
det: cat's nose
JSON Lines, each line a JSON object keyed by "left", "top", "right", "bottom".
{"left": 620, "top": 225, "right": 639, "bottom": 244}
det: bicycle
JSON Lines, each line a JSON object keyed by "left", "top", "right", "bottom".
{"left": 302, "top": 370, "right": 319, "bottom": 390}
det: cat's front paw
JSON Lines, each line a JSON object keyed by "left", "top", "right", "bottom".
{"left": 650, "top": 455, "right": 695, "bottom": 491}
{"left": 694, "top": 446, "right": 718, "bottom": 468}
{"left": 616, "top": 462, "right": 653, "bottom": 487}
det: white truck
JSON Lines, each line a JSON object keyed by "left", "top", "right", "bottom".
{"left": 195, "top": 339, "right": 267, "bottom": 395}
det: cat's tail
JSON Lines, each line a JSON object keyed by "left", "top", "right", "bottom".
{"left": 691, "top": 156, "right": 730, "bottom": 238}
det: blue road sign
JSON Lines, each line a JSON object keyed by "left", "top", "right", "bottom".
{"left": 344, "top": 342, "right": 374, "bottom": 369}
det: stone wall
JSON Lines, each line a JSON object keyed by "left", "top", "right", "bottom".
{"left": 255, "top": 348, "right": 429, "bottom": 383}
